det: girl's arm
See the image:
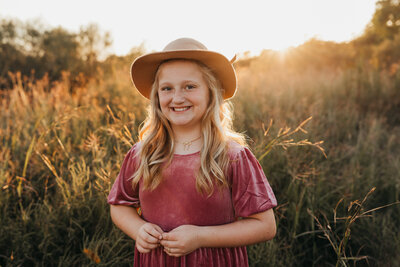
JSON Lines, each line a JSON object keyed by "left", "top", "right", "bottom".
{"left": 110, "top": 205, "right": 164, "bottom": 253}
{"left": 160, "top": 208, "right": 276, "bottom": 257}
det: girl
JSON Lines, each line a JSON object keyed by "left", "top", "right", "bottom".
{"left": 108, "top": 38, "right": 277, "bottom": 266}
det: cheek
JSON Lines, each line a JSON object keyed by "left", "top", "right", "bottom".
{"left": 158, "top": 94, "right": 168, "bottom": 110}
{"left": 159, "top": 103, "right": 169, "bottom": 115}
{"left": 197, "top": 96, "right": 209, "bottom": 115}
{"left": 202, "top": 90, "right": 210, "bottom": 108}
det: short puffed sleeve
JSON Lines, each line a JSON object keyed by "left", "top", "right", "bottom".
{"left": 107, "top": 143, "right": 140, "bottom": 207}
{"left": 229, "top": 145, "right": 277, "bottom": 218}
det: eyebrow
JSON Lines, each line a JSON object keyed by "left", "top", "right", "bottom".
{"left": 158, "top": 82, "right": 170, "bottom": 87}
{"left": 158, "top": 80, "right": 198, "bottom": 87}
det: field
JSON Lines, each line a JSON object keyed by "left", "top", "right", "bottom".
{"left": 1, "top": 56, "right": 400, "bottom": 266}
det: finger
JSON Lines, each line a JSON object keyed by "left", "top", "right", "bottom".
{"left": 163, "top": 247, "right": 175, "bottom": 255}
{"left": 140, "top": 241, "right": 160, "bottom": 250}
{"left": 138, "top": 239, "right": 161, "bottom": 253}
{"left": 162, "top": 233, "right": 176, "bottom": 241}
{"left": 145, "top": 225, "right": 163, "bottom": 240}
{"left": 164, "top": 247, "right": 182, "bottom": 257}
{"left": 141, "top": 233, "right": 160, "bottom": 244}
{"left": 136, "top": 245, "right": 151, "bottom": 254}
{"left": 160, "top": 240, "right": 176, "bottom": 247}
{"left": 152, "top": 224, "right": 164, "bottom": 236}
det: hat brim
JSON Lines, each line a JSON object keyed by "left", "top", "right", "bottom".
{"left": 130, "top": 50, "right": 237, "bottom": 100}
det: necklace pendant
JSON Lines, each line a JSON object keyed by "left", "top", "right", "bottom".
{"left": 179, "top": 136, "right": 201, "bottom": 151}
{"left": 183, "top": 141, "right": 192, "bottom": 151}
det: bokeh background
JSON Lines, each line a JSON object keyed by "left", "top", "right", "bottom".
{"left": 1, "top": 0, "right": 400, "bottom": 266}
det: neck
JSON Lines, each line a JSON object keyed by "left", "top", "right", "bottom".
{"left": 172, "top": 125, "right": 202, "bottom": 154}
{"left": 172, "top": 125, "right": 202, "bottom": 142}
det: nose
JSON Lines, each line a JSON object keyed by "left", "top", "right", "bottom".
{"left": 172, "top": 89, "right": 185, "bottom": 103}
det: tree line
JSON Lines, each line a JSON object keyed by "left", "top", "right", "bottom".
{"left": 235, "top": 0, "right": 400, "bottom": 74}
{"left": 1, "top": 0, "right": 399, "bottom": 89}
{"left": 0, "top": 19, "right": 115, "bottom": 89}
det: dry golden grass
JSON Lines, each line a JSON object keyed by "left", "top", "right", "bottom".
{"left": 1, "top": 60, "right": 400, "bottom": 266}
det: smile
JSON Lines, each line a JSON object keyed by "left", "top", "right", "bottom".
{"left": 171, "top": 106, "right": 191, "bottom": 112}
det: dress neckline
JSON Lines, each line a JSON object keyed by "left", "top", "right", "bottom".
{"left": 173, "top": 150, "right": 201, "bottom": 157}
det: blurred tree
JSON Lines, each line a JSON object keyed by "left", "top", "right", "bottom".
{"left": 24, "top": 19, "right": 46, "bottom": 58}
{"left": 371, "top": 0, "right": 400, "bottom": 41}
{"left": 0, "top": 18, "right": 46, "bottom": 83}
{"left": 288, "top": 39, "right": 355, "bottom": 71}
{"left": 244, "top": 39, "right": 356, "bottom": 74}
{"left": 0, "top": 17, "right": 113, "bottom": 89}
{"left": 0, "top": 19, "right": 17, "bottom": 43}
{"left": 78, "top": 23, "right": 112, "bottom": 75}
{"left": 355, "top": 0, "right": 400, "bottom": 46}
{"left": 0, "top": 20, "right": 24, "bottom": 78}
{"left": 40, "top": 27, "right": 81, "bottom": 80}
{"left": 371, "top": 31, "right": 400, "bottom": 70}
{"left": 353, "top": 0, "right": 400, "bottom": 69}
{"left": 101, "top": 43, "right": 145, "bottom": 79}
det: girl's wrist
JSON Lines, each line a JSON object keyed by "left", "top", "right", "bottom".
{"left": 196, "top": 225, "right": 209, "bottom": 248}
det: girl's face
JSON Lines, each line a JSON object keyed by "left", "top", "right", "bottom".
{"left": 157, "top": 60, "right": 210, "bottom": 132}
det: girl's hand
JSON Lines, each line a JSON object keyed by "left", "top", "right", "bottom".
{"left": 135, "top": 223, "right": 164, "bottom": 253}
{"left": 160, "top": 225, "right": 201, "bottom": 257}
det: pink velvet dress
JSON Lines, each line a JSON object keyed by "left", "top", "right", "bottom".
{"left": 107, "top": 142, "right": 277, "bottom": 267}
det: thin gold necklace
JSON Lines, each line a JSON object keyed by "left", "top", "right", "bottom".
{"left": 177, "top": 136, "right": 201, "bottom": 151}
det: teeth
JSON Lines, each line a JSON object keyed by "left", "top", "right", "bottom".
{"left": 174, "top": 107, "right": 190, "bottom": 111}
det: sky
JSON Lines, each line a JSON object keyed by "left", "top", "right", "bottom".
{"left": 0, "top": 0, "right": 378, "bottom": 59}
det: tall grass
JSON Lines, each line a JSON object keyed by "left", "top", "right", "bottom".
{"left": 235, "top": 60, "right": 400, "bottom": 266}
{"left": 0, "top": 68, "right": 146, "bottom": 266}
{"left": 1, "top": 60, "right": 399, "bottom": 266}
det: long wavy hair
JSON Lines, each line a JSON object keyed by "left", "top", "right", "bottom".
{"left": 131, "top": 59, "right": 246, "bottom": 195}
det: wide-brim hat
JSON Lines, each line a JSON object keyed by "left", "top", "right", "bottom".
{"left": 130, "top": 38, "right": 237, "bottom": 100}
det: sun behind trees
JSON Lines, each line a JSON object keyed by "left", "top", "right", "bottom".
{"left": 1, "top": 0, "right": 400, "bottom": 90}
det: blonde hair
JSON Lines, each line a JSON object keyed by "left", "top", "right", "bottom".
{"left": 131, "top": 59, "right": 246, "bottom": 195}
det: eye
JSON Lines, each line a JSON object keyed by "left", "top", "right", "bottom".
{"left": 160, "top": 86, "right": 172, "bottom": 91}
{"left": 185, "top": 84, "right": 196, "bottom": 90}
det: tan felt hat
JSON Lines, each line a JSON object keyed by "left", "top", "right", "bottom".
{"left": 130, "top": 38, "right": 237, "bottom": 100}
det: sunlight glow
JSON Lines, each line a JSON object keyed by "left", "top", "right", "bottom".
{"left": 0, "top": 0, "right": 378, "bottom": 58}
